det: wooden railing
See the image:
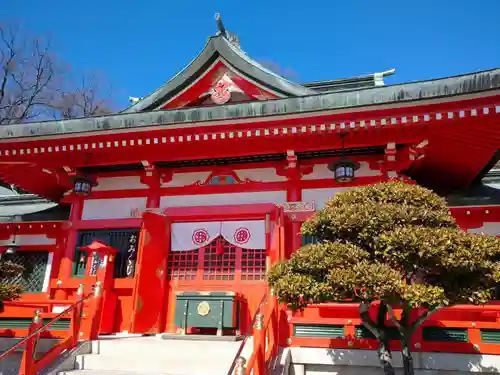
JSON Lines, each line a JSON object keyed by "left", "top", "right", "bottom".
{"left": 0, "top": 282, "right": 106, "bottom": 375}
{"left": 234, "top": 289, "right": 279, "bottom": 375}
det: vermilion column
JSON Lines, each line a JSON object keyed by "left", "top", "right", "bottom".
{"left": 287, "top": 180, "right": 302, "bottom": 255}
{"left": 138, "top": 168, "right": 167, "bottom": 333}
{"left": 146, "top": 187, "right": 161, "bottom": 209}
{"left": 57, "top": 195, "right": 83, "bottom": 298}
{"left": 143, "top": 165, "right": 161, "bottom": 210}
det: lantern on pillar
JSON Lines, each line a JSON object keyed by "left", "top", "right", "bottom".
{"left": 73, "top": 176, "right": 94, "bottom": 196}
{"left": 328, "top": 133, "right": 359, "bottom": 183}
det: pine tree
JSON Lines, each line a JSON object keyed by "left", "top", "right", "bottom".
{"left": 268, "top": 181, "right": 500, "bottom": 375}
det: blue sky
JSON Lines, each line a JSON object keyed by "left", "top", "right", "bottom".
{"left": 4, "top": 0, "right": 500, "bottom": 109}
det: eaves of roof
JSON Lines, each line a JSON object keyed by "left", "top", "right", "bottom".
{"left": 0, "top": 68, "right": 499, "bottom": 141}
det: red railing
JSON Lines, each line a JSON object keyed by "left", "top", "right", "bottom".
{"left": 287, "top": 303, "right": 500, "bottom": 355}
{"left": 231, "top": 299, "right": 500, "bottom": 374}
{"left": 0, "top": 282, "right": 106, "bottom": 375}
{"left": 234, "top": 289, "right": 279, "bottom": 375}
{"left": 226, "top": 293, "right": 267, "bottom": 375}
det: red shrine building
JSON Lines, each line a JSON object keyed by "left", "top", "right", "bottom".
{"left": 0, "top": 16, "right": 499, "bottom": 340}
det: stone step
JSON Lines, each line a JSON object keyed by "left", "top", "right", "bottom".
{"left": 56, "top": 336, "right": 253, "bottom": 375}
{"left": 58, "top": 371, "right": 191, "bottom": 375}
{"left": 75, "top": 354, "right": 233, "bottom": 374}
{"left": 96, "top": 336, "right": 242, "bottom": 356}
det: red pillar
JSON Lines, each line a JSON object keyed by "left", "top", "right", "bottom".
{"left": 135, "top": 168, "right": 168, "bottom": 333}
{"left": 143, "top": 165, "right": 161, "bottom": 210}
{"left": 287, "top": 181, "right": 302, "bottom": 255}
{"left": 57, "top": 195, "right": 83, "bottom": 298}
{"left": 146, "top": 186, "right": 161, "bottom": 209}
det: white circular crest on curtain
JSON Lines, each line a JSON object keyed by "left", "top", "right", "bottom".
{"left": 171, "top": 220, "right": 266, "bottom": 251}
{"left": 233, "top": 227, "right": 251, "bottom": 244}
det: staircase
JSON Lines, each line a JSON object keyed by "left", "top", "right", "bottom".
{"left": 56, "top": 336, "right": 252, "bottom": 375}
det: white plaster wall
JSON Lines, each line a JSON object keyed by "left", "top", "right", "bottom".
{"left": 302, "top": 188, "right": 351, "bottom": 209}
{"left": 290, "top": 348, "right": 500, "bottom": 374}
{"left": 0, "top": 234, "right": 56, "bottom": 246}
{"left": 160, "top": 191, "right": 287, "bottom": 208}
{"left": 93, "top": 176, "right": 148, "bottom": 191}
{"left": 81, "top": 197, "right": 147, "bottom": 220}
{"left": 468, "top": 223, "right": 500, "bottom": 236}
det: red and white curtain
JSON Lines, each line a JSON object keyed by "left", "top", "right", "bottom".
{"left": 171, "top": 220, "right": 266, "bottom": 251}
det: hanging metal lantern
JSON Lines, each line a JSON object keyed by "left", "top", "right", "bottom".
{"left": 328, "top": 133, "right": 359, "bottom": 183}
{"left": 73, "top": 176, "right": 93, "bottom": 196}
{"left": 331, "top": 159, "right": 357, "bottom": 183}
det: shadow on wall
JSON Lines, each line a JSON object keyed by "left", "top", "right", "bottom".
{"left": 0, "top": 351, "right": 21, "bottom": 375}
{"left": 317, "top": 346, "right": 500, "bottom": 374}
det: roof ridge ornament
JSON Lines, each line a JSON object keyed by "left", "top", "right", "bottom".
{"left": 215, "top": 13, "right": 241, "bottom": 48}
{"left": 374, "top": 68, "right": 396, "bottom": 86}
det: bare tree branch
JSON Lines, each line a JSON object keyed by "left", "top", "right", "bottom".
{"left": 47, "top": 70, "right": 116, "bottom": 119}
{"left": 0, "top": 20, "right": 118, "bottom": 195}
{"left": 0, "top": 20, "right": 117, "bottom": 125}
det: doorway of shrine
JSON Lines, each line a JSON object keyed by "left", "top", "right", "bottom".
{"left": 168, "top": 229, "right": 266, "bottom": 336}
{"left": 129, "top": 204, "right": 283, "bottom": 336}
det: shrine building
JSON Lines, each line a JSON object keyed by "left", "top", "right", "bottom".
{"left": 0, "top": 15, "right": 499, "bottom": 338}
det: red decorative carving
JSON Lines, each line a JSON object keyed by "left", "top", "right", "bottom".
{"left": 379, "top": 142, "right": 428, "bottom": 174}
{"left": 190, "top": 171, "right": 253, "bottom": 186}
{"left": 140, "top": 165, "right": 161, "bottom": 188}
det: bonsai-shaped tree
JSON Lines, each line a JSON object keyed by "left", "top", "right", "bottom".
{"left": 0, "top": 255, "right": 24, "bottom": 303}
{"left": 268, "top": 181, "right": 500, "bottom": 375}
